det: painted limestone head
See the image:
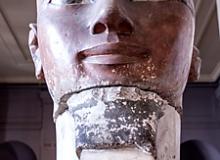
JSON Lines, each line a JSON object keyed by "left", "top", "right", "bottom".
{"left": 29, "top": 0, "right": 201, "bottom": 159}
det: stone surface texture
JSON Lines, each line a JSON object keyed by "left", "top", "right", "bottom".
{"left": 55, "top": 87, "right": 180, "bottom": 160}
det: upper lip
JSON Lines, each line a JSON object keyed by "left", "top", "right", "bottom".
{"left": 78, "top": 43, "right": 150, "bottom": 64}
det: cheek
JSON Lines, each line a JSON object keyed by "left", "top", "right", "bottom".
{"left": 38, "top": 24, "right": 82, "bottom": 72}
{"left": 39, "top": 15, "right": 84, "bottom": 59}
{"left": 152, "top": 21, "right": 193, "bottom": 75}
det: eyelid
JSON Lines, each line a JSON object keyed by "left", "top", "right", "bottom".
{"left": 130, "top": 0, "right": 194, "bottom": 15}
{"left": 131, "top": 0, "right": 179, "bottom": 1}
{"left": 48, "top": 0, "right": 95, "bottom": 5}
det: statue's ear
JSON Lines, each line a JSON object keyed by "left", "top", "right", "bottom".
{"left": 28, "top": 23, "right": 44, "bottom": 80}
{"left": 188, "top": 46, "right": 202, "bottom": 82}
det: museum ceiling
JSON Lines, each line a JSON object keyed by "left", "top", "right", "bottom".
{"left": 0, "top": 0, "right": 219, "bottom": 83}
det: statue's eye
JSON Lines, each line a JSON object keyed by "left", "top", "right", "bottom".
{"left": 130, "top": 0, "right": 168, "bottom": 1}
{"left": 49, "top": 0, "right": 95, "bottom": 5}
{"left": 129, "top": 0, "right": 193, "bottom": 12}
{"left": 129, "top": 0, "right": 182, "bottom": 2}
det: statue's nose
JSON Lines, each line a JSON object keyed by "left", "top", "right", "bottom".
{"left": 90, "top": 0, "right": 134, "bottom": 36}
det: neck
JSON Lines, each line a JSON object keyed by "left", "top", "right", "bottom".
{"left": 55, "top": 86, "right": 181, "bottom": 160}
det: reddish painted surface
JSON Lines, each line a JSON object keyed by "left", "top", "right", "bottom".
{"left": 29, "top": 0, "right": 200, "bottom": 112}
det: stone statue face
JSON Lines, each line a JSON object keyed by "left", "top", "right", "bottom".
{"left": 29, "top": 0, "right": 197, "bottom": 109}
{"left": 29, "top": 0, "right": 201, "bottom": 159}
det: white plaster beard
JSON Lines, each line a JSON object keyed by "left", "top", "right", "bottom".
{"left": 54, "top": 87, "right": 181, "bottom": 160}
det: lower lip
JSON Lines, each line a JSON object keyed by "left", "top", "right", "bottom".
{"left": 82, "top": 54, "right": 144, "bottom": 65}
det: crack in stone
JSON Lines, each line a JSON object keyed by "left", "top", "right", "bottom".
{"left": 55, "top": 85, "right": 182, "bottom": 120}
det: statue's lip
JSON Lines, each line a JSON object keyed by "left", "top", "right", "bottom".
{"left": 78, "top": 43, "right": 150, "bottom": 64}
{"left": 82, "top": 54, "right": 144, "bottom": 64}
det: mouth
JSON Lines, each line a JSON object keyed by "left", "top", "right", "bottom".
{"left": 82, "top": 54, "right": 144, "bottom": 65}
{"left": 78, "top": 43, "right": 150, "bottom": 65}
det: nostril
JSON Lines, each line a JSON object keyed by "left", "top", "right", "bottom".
{"left": 92, "top": 22, "right": 107, "bottom": 34}
{"left": 118, "top": 19, "right": 133, "bottom": 36}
